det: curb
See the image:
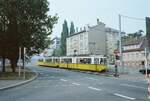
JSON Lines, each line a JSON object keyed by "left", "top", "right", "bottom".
{"left": 72, "top": 70, "right": 114, "bottom": 77}
{"left": 0, "top": 72, "right": 38, "bottom": 90}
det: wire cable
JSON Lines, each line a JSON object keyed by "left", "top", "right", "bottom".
{"left": 120, "top": 15, "right": 145, "bottom": 21}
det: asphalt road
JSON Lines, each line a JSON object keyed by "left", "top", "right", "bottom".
{"left": 0, "top": 63, "right": 149, "bottom": 101}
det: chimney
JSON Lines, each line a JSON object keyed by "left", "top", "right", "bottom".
{"left": 80, "top": 28, "right": 82, "bottom": 31}
{"left": 84, "top": 26, "right": 86, "bottom": 31}
{"left": 76, "top": 27, "right": 78, "bottom": 33}
{"left": 97, "top": 18, "right": 100, "bottom": 25}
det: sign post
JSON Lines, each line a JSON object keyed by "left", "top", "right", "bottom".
{"left": 114, "top": 49, "right": 120, "bottom": 77}
{"left": 18, "top": 47, "right": 21, "bottom": 77}
{"left": 23, "top": 47, "right": 26, "bottom": 80}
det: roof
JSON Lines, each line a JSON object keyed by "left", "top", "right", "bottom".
{"left": 122, "top": 36, "right": 146, "bottom": 53}
{"left": 122, "top": 37, "right": 145, "bottom": 46}
{"left": 105, "top": 27, "right": 119, "bottom": 33}
{"left": 123, "top": 48, "right": 144, "bottom": 53}
{"left": 67, "top": 30, "right": 86, "bottom": 38}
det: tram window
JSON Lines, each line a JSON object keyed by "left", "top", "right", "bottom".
{"left": 94, "top": 58, "right": 99, "bottom": 64}
{"left": 79, "top": 59, "right": 83, "bottom": 63}
{"left": 104, "top": 58, "right": 107, "bottom": 65}
{"left": 61, "top": 59, "right": 64, "bottom": 63}
{"left": 38, "top": 59, "right": 43, "bottom": 62}
{"left": 83, "top": 58, "right": 86, "bottom": 64}
{"left": 87, "top": 58, "right": 91, "bottom": 64}
{"left": 78, "top": 58, "right": 91, "bottom": 64}
{"left": 100, "top": 58, "right": 103, "bottom": 64}
{"left": 63, "top": 59, "right": 67, "bottom": 63}
{"left": 49, "top": 59, "right": 52, "bottom": 62}
{"left": 68, "top": 59, "right": 72, "bottom": 63}
{"left": 65, "top": 59, "right": 72, "bottom": 63}
{"left": 100, "top": 58, "right": 107, "bottom": 64}
{"left": 46, "top": 59, "right": 48, "bottom": 62}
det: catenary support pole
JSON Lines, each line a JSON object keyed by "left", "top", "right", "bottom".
{"left": 119, "top": 14, "right": 124, "bottom": 73}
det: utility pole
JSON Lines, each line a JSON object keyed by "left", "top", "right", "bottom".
{"left": 146, "top": 17, "right": 150, "bottom": 99}
{"left": 119, "top": 14, "right": 124, "bottom": 73}
{"left": 18, "top": 47, "right": 21, "bottom": 77}
{"left": 144, "top": 48, "right": 148, "bottom": 78}
{"left": 23, "top": 47, "right": 26, "bottom": 79}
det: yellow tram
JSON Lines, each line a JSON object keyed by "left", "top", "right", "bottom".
{"left": 37, "top": 56, "right": 108, "bottom": 72}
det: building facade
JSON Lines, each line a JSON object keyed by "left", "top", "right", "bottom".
{"left": 66, "top": 19, "right": 119, "bottom": 57}
{"left": 122, "top": 37, "right": 147, "bottom": 66}
{"left": 106, "top": 27, "right": 119, "bottom": 63}
{"left": 42, "top": 37, "right": 61, "bottom": 56}
{"left": 67, "top": 30, "right": 89, "bottom": 56}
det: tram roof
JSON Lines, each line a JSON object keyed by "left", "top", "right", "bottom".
{"left": 45, "top": 56, "right": 106, "bottom": 59}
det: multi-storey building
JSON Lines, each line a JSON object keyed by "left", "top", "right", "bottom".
{"left": 66, "top": 19, "right": 119, "bottom": 57}
{"left": 42, "top": 37, "right": 61, "bottom": 56}
{"left": 67, "top": 30, "right": 89, "bottom": 56}
{"left": 67, "top": 19, "right": 106, "bottom": 56}
{"left": 122, "top": 37, "right": 147, "bottom": 66}
{"left": 106, "top": 27, "right": 119, "bottom": 63}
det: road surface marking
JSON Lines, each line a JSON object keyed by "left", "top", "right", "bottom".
{"left": 88, "top": 86, "right": 101, "bottom": 91}
{"left": 25, "top": 85, "right": 75, "bottom": 89}
{"left": 50, "top": 76, "right": 55, "bottom": 78}
{"left": 60, "top": 79, "right": 67, "bottom": 81}
{"left": 87, "top": 77, "right": 98, "bottom": 81}
{"left": 121, "top": 84, "right": 146, "bottom": 89}
{"left": 98, "top": 83, "right": 103, "bottom": 85}
{"left": 72, "top": 83, "right": 81, "bottom": 86}
{"left": 114, "top": 93, "right": 135, "bottom": 100}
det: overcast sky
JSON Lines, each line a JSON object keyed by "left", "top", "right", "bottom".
{"left": 48, "top": 0, "right": 149, "bottom": 38}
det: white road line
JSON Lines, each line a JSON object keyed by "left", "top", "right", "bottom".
{"left": 60, "top": 79, "right": 67, "bottom": 82}
{"left": 114, "top": 93, "right": 136, "bottom": 100}
{"left": 88, "top": 86, "right": 101, "bottom": 91}
{"left": 87, "top": 77, "right": 98, "bottom": 81}
{"left": 50, "top": 76, "right": 55, "bottom": 78}
{"left": 72, "top": 83, "right": 81, "bottom": 86}
{"left": 121, "top": 84, "right": 146, "bottom": 89}
{"left": 98, "top": 83, "right": 103, "bottom": 85}
{"left": 25, "top": 85, "right": 75, "bottom": 89}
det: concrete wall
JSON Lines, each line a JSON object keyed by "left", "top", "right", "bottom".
{"left": 88, "top": 22, "right": 107, "bottom": 56}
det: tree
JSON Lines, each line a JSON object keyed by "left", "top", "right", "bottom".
{"left": 122, "top": 30, "right": 143, "bottom": 41}
{"left": 70, "top": 21, "right": 75, "bottom": 35}
{"left": 60, "top": 20, "right": 69, "bottom": 56}
{"left": 52, "top": 48, "right": 61, "bottom": 56}
{"left": 0, "top": 0, "right": 58, "bottom": 72}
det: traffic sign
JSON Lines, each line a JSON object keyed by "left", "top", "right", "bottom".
{"left": 114, "top": 49, "right": 119, "bottom": 54}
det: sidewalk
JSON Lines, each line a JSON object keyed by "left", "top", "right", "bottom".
{"left": 0, "top": 68, "right": 38, "bottom": 90}
{"left": 0, "top": 80, "right": 24, "bottom": 88}
{"left": 108, "top": 65, "right": 147, "bottom": 82}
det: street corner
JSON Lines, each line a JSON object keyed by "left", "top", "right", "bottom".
{"left": 0, "top": 69, "right": 38, "bottom": 90}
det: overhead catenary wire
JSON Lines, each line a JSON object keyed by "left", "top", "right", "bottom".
{"left": 121, "top": 15, "right": 145, "bottom": 21}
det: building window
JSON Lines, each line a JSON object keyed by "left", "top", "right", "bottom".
{"left": 80, "top": 34, "right": 83, "bottom": 40}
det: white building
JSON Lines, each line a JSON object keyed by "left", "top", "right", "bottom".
{"left": 122, "top": 37, "right": 147, "bottom": 66}
{"left": 67, "top": 19, "right": 119, "bottom": 57}
{"left": 106, "top": 27, "right": 119, "bottom": 63}
{"left": 67, "top": 30, "right": 89, "bottom": 56}
{"left": 42, "top": 37, "right": 61, "bottom": 56}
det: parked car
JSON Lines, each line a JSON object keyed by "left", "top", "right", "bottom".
{"left": 139, "top": 68, "right": 150, "bottom": 74}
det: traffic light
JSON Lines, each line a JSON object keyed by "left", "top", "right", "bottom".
{"left": 146, "top": 17, "right": 150, "bottom": 49}
{"left": 115, "top": 55, "right": 120, "bottom": 60}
